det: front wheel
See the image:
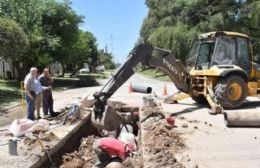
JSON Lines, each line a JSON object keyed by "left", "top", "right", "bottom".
{"left": 215, "top": 75, "right": 247, "bottom": 109}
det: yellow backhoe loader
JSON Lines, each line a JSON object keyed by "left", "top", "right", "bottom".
{"left": 92, "top": 31, "right": 260, "bottom": 121}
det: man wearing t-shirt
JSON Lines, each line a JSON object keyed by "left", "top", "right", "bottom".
{"left": 39, "top": 68, "right": 57, "bottom": 118}
{"left": 24, "top": 67, "right": 37, "bottom": 120}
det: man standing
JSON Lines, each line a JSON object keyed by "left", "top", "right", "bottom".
{"left": 39, "top": 68, "right": 57, "bottom": 118}
{"left": 34, "top": 70, "right": 42, "bottom": 119}
{"left": 24, "top": 67, "right": 37, "bottom": 120}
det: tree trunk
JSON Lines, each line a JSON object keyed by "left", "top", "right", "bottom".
{"left": 61, "top": 62, "right": 65, "bottom": 77}
{"left": 89, "top": 65, "right": 97, "bottom": 73}
{"left": 2, "top": 61, "right": 5, "bottom": 79}
{"left": 71, "top": 64, "right": 84, "bottom": 77}
{"left": 13, "top": 61, "right": 28, "bottom": 81}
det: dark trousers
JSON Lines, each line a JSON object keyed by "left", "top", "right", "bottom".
{"left": 42, "top": 90, "right": 54, "bottom": 115}
{"left": 25, "top": 92, "right": 36, "bottom": 120}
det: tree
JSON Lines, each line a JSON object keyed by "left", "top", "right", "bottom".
{"left": 141, "top": 0, "right": 260, "bottom": 62}
{"left": 0, "top": 17, "right": 28, "bottom": 62}
{"left": 68, "top": 30, "right": 99, "bottom": 75}
{"left": 41, "top": 0, "right": 84, "bottom": 76}
{"left": 84, "top": 32, "right": 98, "bottom": 73}
{"left": 0, "top": 0, "right": 45, "bottom": 80}
{"left": 98, "top": 49, "right": 116, "bottom": 70}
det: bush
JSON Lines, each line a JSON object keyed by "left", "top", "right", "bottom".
{"left": 53, "top": 75, "right": 99, "bottom": 88}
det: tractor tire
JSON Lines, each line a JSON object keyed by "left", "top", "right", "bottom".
{"left": 215, "top": 75, "right": 247, "bottom": 109}
{"left": 191, "top": 95, "right": 208, "bottom": 105}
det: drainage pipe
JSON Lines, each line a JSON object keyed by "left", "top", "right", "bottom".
{"left": 132, "top": 84, "right": 152, "bottom": 94}
{"left": 224, "top": 111, "right": 260, "bottom": 127}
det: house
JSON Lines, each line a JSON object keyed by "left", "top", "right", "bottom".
{"left": 0, "top": 58, "right": 16, "bottom": 79}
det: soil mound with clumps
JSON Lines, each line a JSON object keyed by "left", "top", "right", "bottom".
{"left": 142, "top": 116, "right": 185, "bottom": 168}
{"left": 61, "top": 135, "right": 96, "bottom": 168}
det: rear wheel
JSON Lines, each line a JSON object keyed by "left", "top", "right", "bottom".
{"left": 215, "top": 75, "right": 247, "bottom": 109}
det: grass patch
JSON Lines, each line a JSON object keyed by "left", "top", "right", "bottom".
{"left": 0, "top": 72, "right": 108, "bottom": 107}
{"left": 0, "top": 80, "right": 21, "bottom": 107}
{"left": 139, "top": 68, "right": 171, "bottom": 82}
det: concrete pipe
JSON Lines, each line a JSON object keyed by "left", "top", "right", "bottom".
{"left": 224, "top": 111, "right": 260, "bottom": 127}
{"left": 132, "top": 84, "right": 152, "bottom": 94}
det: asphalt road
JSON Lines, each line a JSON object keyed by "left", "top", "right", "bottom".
{"left": 2, "top": 73, "right": 260, "bottom": 168}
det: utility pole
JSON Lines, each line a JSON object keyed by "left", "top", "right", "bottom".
{"left": 110, "top": 35, "right": 113, "bottom": 55}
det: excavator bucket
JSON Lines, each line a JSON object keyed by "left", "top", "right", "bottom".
{"left": 91, "top": 106, "right": 127, "bottom": 131}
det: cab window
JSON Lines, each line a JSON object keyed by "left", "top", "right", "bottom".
{"left": 237, "top": 37, "right": 250, "bottom": 73}
{"left": 212, "top": 36, "right": 236, "bottom": 66}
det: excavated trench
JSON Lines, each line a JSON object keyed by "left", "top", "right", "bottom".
{"left": 58, "top": 102, "right": 142, "bottom": 168}
{"left": 32, "top": 100, "right": 185, "bottom": 168}
{"left": 31, "top": 114, "right": 100, "bottom": 168}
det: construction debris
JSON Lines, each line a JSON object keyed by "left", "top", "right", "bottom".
{"left": 142, "top": 116, "right": 185, "bottom": 168}
{"left": 181, "top": 123, "right": 188, "bottom": 128}
{"left": 140, "top": 96, "right": 185, "bottom": 168}
{"left": 61, "top": 135, "right": 97, "bottom": 168}
{"left": 60, "top": 101, "right": 143, "bottom": 168}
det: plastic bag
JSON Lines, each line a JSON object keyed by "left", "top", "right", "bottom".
{"left": 118, "top": 132, "right": 137, "bottom": 151}
{"left": 9, "top": 118, "right": 49, "bottom": 137}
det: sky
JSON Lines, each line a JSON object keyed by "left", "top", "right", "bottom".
{"left": 71, "top": 0, "right": 148, "bottom": 63}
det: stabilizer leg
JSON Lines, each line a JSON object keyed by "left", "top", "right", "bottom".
{"left": 206, "top": 86, "right": 223, "bottom": 114}
{"left": 164, "top": 91, "right": 190, "bottom": 104}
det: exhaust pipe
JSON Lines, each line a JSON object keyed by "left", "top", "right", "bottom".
{"left": 224, "top": 111, "right": 260, "bottom": 127}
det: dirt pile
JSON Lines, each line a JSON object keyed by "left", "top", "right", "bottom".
{"left": 123, "top": 153, "right": 143, "bottom": 168}
{"left": 61, "top": 135, "right": 97, "bottom": 168}
{"left": 142, "top": 115, "right": 185, "bottom": 168}
{"left": 19, "top": 131, "right": 59, "bottom": 161}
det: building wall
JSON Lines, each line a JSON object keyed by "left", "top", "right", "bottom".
{"left": 0, "top": 59, "right": 14, "bottom": 79}
{"left": 50, "top": 62, "right": 62, "bottom": 75}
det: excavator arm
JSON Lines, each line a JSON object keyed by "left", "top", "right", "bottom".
{"left": 93, "top": 43, "right": 190, "bottom": 120}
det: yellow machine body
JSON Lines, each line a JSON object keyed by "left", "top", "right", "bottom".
{"left": 169, "top": 31, "right": 260, "bottom": 113}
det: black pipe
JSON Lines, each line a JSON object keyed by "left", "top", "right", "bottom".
{"left": 132, "top": 84, "right": 152, "bottom": 94}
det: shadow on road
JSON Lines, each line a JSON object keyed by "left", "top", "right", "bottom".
{"left": 170, "top": 106, "right": 203, "bottom": 116}
{"left": 236, "top": 100, "right": 260, "bottom": 110}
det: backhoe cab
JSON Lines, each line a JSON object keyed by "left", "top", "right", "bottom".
{"left": 176, "top": 31, "right": 260, "bottom": 113}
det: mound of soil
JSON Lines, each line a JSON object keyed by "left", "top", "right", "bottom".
{"left": 142, "top": 116, "right": 185, "bottom": 168}
{"left": 61, "top": 135, "right": 96, "bottom": 168}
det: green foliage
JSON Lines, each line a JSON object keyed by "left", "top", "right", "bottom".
{"left": 0, "top": 0, "right": 115, "bottom": 79}
{"left": 68, "top": 30, "right": 99, "bottom": 74}
{"left": 149, "top": 23, "right": 198, "bottom": 61}
{"left": 42, "top": 0, "right": 83, "bottom": 55}
{"left": 98, "top": 49, "right": 116, "bottom": 69}
{"left": 0, "top": 17, "right": 28, "bottom": 61}
{"left": 141, "top": 0, "right": 260, "bottom": 62}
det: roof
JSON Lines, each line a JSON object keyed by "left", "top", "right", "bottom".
{"left": 199, "top": 31, "right": 250, "bottom": 39}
